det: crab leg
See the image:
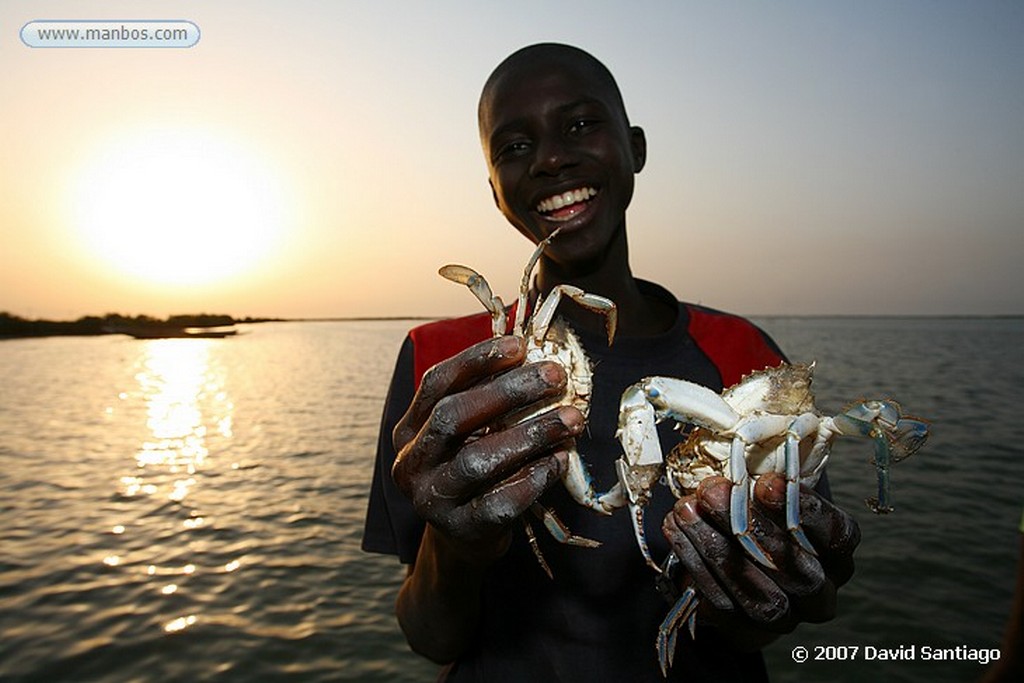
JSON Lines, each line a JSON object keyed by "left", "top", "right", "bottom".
{"left": 727, "top": 435, "right": 775, "bottom": 569}
{"left": 656, "top": 586, "right": 698, "bottom": 677}
{"left": 565, "top": 448, "right": 626, "bottom": 515}
{"left": 874, "top": 416, "right": 928, "bottom": 510}
{"left": 530, "top": 502, "right": 602, "bottom": 548}
{"left": 616, "top": 378, "right": 745, "bottom": 571}
{"left": 614, "top": 385, "right": 663, "bottom": 573}
{"left": 513, "top": 228, "right": 562, "bottom": 336}
{"left": 530, "top": 284, "right": 617, "bottom": 346}
{"left": 612, "top": 450, "right": 660, "bottom": 572}
{"left": 784, "top": 412, "right": 821, "bottom": 554}
{"left": 524, "top": 503, "right": 602, "bottom": 579}
{"left": 868, "top": 435, "right": 895, "bottom": 514}
{"left": 728, "top": 414, "right": 794, "bottom": 570}
{"left": 510, "top": 227, "right": 617, "bottom": 343}
{"left": 615, "top": 382, "right": 675, "bottom": 571}
{"left": 438, "top": 265, "right": 506, "bottom": 336}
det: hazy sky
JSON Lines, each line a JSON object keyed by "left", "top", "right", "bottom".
{"left": 2, "top": 0, "right": 1022, "bottom": 319}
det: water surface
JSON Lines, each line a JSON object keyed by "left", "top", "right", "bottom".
{"left": 1, "top": 317, "right": 1020, "bottom": 682}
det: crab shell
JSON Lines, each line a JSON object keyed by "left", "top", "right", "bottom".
{"left": 665, "top": 363, "right": 827, "bottom": 495}
{"left": 504, "top": 317, "right": 593, "bottom": 427}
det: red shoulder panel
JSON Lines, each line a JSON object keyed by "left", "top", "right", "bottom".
{"left": 408, "top": 300, "right": 529, "bottom": 390}
{"left": 408, "top": 312, "right": 497, "bottom": 391}
{"left": 686, "top": 305, "right": 784, "bottom": 388}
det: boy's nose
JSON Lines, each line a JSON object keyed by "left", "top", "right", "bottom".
{"left": 529, "top": 137, "right": 577, "bottom": 177}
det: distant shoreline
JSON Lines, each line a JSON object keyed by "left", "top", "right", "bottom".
{"left": 0, "top": 313, "right": 444, "bottom": 340}
{"left": 2, "top": 311, "right": 1019, "bottom": 340}
{"left": 0, "top": 312, "right": 278, "bottom": 340}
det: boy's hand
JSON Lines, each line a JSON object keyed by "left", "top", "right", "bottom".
{"left": 391, "top": 335, "right": 584, "bottom": 565}
{"left": 662, "top": 473, "right": 860, "bottom": 645}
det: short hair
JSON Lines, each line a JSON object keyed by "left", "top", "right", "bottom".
{"left": 478, "top": 43, "right": 630, "bottom": 134}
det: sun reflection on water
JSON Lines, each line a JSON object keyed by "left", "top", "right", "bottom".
{"left": 105, "top": 339, "right": 243, "bottom": 636}
{"left": 123, "top": 339, "right": 233, "bottom": 502}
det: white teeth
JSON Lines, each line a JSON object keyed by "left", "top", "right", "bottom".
{"left": 536, "top": 187, "right": 597, "bottom": 213}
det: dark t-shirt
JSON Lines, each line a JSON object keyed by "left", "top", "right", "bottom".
{"left": 362, "top": 281, "right": 788, "bottom": 681}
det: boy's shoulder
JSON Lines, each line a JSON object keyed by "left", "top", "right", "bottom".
{"left": 683, "top": 303, "right": 786, "bottom": 387}
{"left": 407, "top": 311, "right": 499, "bottom": 389}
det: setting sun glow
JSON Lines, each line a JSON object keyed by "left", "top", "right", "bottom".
{"left": 68, "top": 126, "right": 290, "bottom": 287}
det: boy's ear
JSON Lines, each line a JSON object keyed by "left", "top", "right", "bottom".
{"left": 630, "top": 126, "right": 647, "bottom": 173}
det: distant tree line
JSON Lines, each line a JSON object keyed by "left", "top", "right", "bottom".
{"left": 0, "top": 312, "right": 279, "bottom": 339}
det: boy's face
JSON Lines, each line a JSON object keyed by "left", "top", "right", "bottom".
{"left": 479, "top": 54, "right": 646, "bottom": 268}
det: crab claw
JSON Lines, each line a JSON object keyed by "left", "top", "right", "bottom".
{"left": 889, "top": 416, "right": 929, "bottom": 462}
{"left": 832, "top": 400, "right": 929, "bottom": 514}
{"left": 614, "top": 458, "right": 662, "bottom": 572}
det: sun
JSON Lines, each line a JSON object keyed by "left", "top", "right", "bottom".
{"left": 69, "top": 125, "right": 291, "bottom": 287}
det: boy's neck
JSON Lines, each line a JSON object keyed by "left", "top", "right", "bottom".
{"left": 535, "top": 230, "right": 676, "bottom": 338}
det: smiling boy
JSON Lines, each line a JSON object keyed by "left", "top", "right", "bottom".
{"left": 363, "top": 43, "right": 860, "bottom": 681}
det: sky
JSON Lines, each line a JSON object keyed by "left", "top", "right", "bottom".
{"left": 1, "top": 0, "right": 1022, "bottom": 319}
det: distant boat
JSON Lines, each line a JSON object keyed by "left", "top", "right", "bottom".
{"left": 104, "top": 324, "right": 238, "bottom": 340}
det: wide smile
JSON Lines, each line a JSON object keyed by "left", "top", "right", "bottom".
{"left": 535, "top": 186, "right": 598, "bottom": 223}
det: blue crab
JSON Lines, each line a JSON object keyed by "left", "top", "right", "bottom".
{"left": 615, "top": 362, "right": 928, "bottom": 674}
{"left": 439, "top": 228, "right": 618, "bottom": 576}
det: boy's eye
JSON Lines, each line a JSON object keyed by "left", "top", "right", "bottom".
{"left": 568, "top": 118, "right": 597, "bottom": 135}
{"left": 494, "top": 139, "right": 529, "bottom": 161}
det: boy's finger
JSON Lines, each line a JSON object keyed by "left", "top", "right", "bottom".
{"left": 434, "top": 406, "right": 583, "bottom": 500}
{"left": 394, "top": 336, "right": 525, "bottom": 450}
{"left": 752, "top": 473, "right": 860, "bottom": 587}
{"left": 392, "top": 361, "right": 567, "bottom": 494}
{"left": 451, "top": 451, "right": 569, "bottom": 539}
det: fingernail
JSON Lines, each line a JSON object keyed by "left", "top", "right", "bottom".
{"left": 557, "top": 406, "right": 584, "bottom": 433}
{"left": 757, "top": 474, "right": 787, "bottom": 508}
{"left": 675, "top": 498, "right": 701, "bottom": 524}
{"left": 494, "top": 336, "right": 523, "bottom": 358}
{"left": 764, "top": 474, "right": 785, "bottom": 495}
{"left": 697, "top": 477, "right": 731, "bottom": 513}
{"left": 536, "top": 362, "right": 565, "bottom": 387}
